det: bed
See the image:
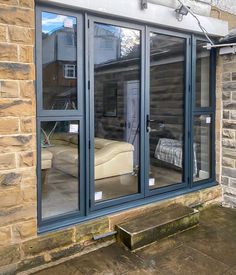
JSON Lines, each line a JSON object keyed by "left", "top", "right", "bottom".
{"left": 154, "top": 138, "right": 197, "bottom": 176}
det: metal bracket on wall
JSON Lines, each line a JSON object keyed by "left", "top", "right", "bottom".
{"left": 141, "top": 0, "right": 148, "bottom": 9}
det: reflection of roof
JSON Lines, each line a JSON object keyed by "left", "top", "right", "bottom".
{"left": 42, "top": 25, "right": 76, "bottom": 38}
{"left": 219, "top": 29, "right": 236, "bottom": 44}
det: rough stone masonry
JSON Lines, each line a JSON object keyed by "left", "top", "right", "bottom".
{"left": 0, "top": 0, "right": 233, "bottom": 273}
{"left": 221, "top": 53, "right": 236, "bottom": 208}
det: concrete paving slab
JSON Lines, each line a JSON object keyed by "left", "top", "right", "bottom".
{"left": 34, "top": 205, "right": 236, "bottom": 275}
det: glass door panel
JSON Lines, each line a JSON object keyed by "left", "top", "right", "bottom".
{"left": 40, "top": 120, "right": 80, "bottom": 219}
{"left": 42, "top": 12, "right": 78, "bottom": 110}
{"left": 193, "top": 115, "right": 211, "bottom": 182}
{"left": 148, "top": 32, "right": 186, "bottom": 190}
{"left": 92, "top": 22, "right": 141, "bottom": 203}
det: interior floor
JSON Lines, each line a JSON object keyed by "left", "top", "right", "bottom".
{"left": 42, "top": 166, "right": 183, "bottom": 218}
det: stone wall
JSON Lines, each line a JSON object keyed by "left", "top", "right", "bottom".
{"left": 0, "top": 0, "right": 37, "bottom": 268}
{"left": 221, "top": 54, "right": 236, "bottom": 208}
{"left": 0, "top": 0, "right": 227, "bottom": 273}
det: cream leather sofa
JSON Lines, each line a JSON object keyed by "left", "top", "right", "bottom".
{"left": 46, "top": 134, "right": 134, "bottom": 180}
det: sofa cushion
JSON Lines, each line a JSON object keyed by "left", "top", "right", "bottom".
{"left": 95, "top": 140, "right": 134, "bottom": 166}
{"left": 94, "top": 138, "right": 117, "bottom": 149}
{"left": 48, "top": 145, "right": 79, "bottom": 165}
{"left": 41, "top": 149, "right": 53, "bottom": 170}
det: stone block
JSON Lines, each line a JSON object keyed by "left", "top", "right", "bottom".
{"left": 223, "top": 121, "right": 236, "bottom": 130}
{"left": 0, "top": 0, "right": 18, "bottom": 6}
{"left": 0, "top": 118, "right": 19, "bottom": 135}
{"left": 0, "top": 172, "right": 22, "bottom": 187}
{"left": 230, "top": 110, "right": 236, "bottom": 120}
{"left": 0, "top": 5, "right": 34, "bottom": 27}
{"left": 0, "top": 153, "right": 16, "bottom": 170}
{"left": 76, "top": 217, "right": 109, "bottom": 242}
{"left": 224, "top": 195, "right": 236, "bottom": 208}
{"left": 8, "top": 26, "right": 34, "bottom": 45}
{"left": 222, "top": 157, "right": 234, "bottom": 168}
{"left": 19, "top": 45, "right": 34, "bottom": 63}
{"left": 20, "top": 167, "right": 36, "bottom": 180}
{"left": 18, "top": 151, "right": 35, "bottom": 167}
{"left": 223, "top": 82, "right": 236, "bottom": 91}
{"left": 222, "top": 139, "right": 236, "bottom": 149}
{"left": 0, "top": 81, "right": 19, "bottom": 98}
{"left": 0, "top": 244, "right": 21, "bottom": 267}
{"left": 0, "top": 62, "right": 35, "bottom": 80}
{"left": 232, "top": 72, "right": 236, "bottom": 81}
{"left": 0, "top": 188, "right": 21, "bottom": 208}
{"left": 223, "top": 62, "right": 236, "bottom": 73}
{"left": 223, "top": 186, "right": 236, "bottom": 197}
{"left": 20, "top": 80, "right": 34, "bottom": 99}
{"left": 13, "top": 219, "right": 36, "bottom": 240}
{"left": 0, "top": 135, "right": 33, "bottom": 153}
{"left": 0, "top": 226, "right": 11, "bottom": 247}
{"left": 20, "top": 117, "right": 35, "bottom": 133}
{"left": 0, "top": 203, "right": 36, "bottom": 227}
{"left": 223, "top": 110, "right": 230, "bottom": 119}
{"left": 223, "top": 148, "right": 236, "bottom": 160}
{"left": 17, "top": 255, "right": 45, "bottom": 273}
{"left": 0, "top": 99, "right": 34, "bottom": 116}
{"left": 50, "top": 244, "right": 82, "bottom": 262}
{"left": 223, "top": 101, "right": 236, "bottom": 110}
{"left": 0, "top": 263, "right": 18, "bottom": 275}
{"left": 22, "top": 228, "right": 74, "bottom": 256}
{"left": 229, "top": 178, "right": 236, "bottom": 188}
{"left": 17, "top": 255, "right": 46, "bottom": 273}
{"left": 19, "top": 0, "right": 34, "bottom": 8}
{"left": 21, "top": 186, "right": 36, "bottom": 202}
{"left": 222, "top": 129, "right": 235, "bottom": 139}
{"left": 232, "top": 92, "right": 236, "bottom": 101}
{"left": 20, "top": 177, "right": 35, "bottom": 188}
{"left": 222, "top": 72, "right": 231, "bottom": 82}
{"left": 221, "top": 176, "right": 229, "bottom": 186}
{"left": 0, "top": 25, "right": 7, "bottom": 42}
{"left": 222, "top": 91, "right": 231, "bottom": 100}
{"left": 0, "top": 43, "right": 17, "bottom": 62}
{"left": 200, "top": 186, "right": 222, "bottom": 203}
{"left": 222, "top": 167, "right": 236, "bottom": 178}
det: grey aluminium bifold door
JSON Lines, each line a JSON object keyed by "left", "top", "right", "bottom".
{"left": 36, "top": 6, "right": 85, "bottom": 231}
{"left": 88, "top": 16, "right": 146, "bottom": 211}
{"left": 145, "top": 28, "right": 191, "bottom": 196}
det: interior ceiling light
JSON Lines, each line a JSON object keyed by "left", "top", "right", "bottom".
{"left": 175, "top": 4, "right": 190, "bottom": 21}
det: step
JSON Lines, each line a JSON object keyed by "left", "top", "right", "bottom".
{"left": 116, "top": 203, "right": 199, "bottom": 250}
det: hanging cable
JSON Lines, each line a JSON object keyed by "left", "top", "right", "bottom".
{"left": 176, "top": 0, "right": 214, "bottom": 45}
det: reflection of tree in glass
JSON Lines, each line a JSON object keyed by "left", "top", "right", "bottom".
{"left": 120, "top": 29, "right": 140, "bottom": 58}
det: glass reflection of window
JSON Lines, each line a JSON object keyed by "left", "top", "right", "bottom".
{"left": 42, "top": 12, "right": 77, "bottom": 110}
{"left": 64, "top": 64, "right": 76, "bottom": 79}
{"left": 196, "top": 41, "right": 210, "bottom": 108}
{"left": 93, "top": 23, "right": 141, "bottom": 203}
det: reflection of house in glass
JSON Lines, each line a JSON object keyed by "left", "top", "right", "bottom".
{"left": 42, "top": 16, "right": 77, "bottom": 110}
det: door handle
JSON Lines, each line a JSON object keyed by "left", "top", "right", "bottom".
{"left": 146, "top": 115, "right": 155, "bottom": 132}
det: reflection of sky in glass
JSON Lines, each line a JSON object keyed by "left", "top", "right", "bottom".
{"left": 96, "top": 23, "right": 140, "bottom": 57}
{"left": 42, "top": 12, "right": 76, "bottom": 34}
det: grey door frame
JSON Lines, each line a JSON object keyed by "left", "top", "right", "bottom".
{"left": 35, "top": 3, "right": 216, "bottom": 233}
{"left": 87, "top": 15, "right": 146, "bottom": 211}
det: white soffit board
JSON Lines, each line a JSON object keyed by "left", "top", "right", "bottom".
{"left": 43, "top": 0, "right": 228, "bottom": 37}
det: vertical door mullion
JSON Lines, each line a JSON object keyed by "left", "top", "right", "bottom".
{"left": 185, "top": 37, "right": 191, "bottom": 188}
{"left": 84, "top": 13, "right": 90, "bottom": 216}
{"left": 88, "top": 18, "right": 96, "bottom": 211}
{"left": 190, "top": 35, "right": 196, "bottom": 188}
{"left": 144, "top": 26, "right": 150, "bottom": 196}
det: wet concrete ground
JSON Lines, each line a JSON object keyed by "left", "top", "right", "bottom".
{"left": 34, "top": 205, "right": 236, "bottom": 275}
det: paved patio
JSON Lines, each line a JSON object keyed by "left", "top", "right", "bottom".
{"left": 34, "top": 205, "right": 236, "bottom": 275}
